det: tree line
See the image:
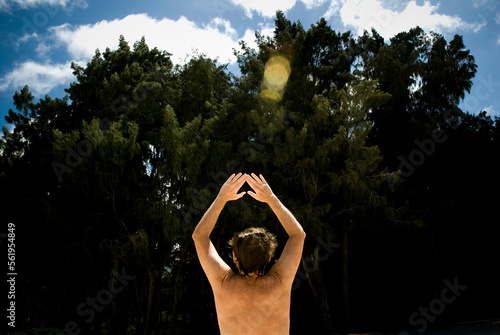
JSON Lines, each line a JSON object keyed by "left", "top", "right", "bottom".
{"left": 1, "top": 11, "right": 499, "bottom": 335}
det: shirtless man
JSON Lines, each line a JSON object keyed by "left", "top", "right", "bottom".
{"left": 192, "top": 173, "right": 306, "bottom": 335}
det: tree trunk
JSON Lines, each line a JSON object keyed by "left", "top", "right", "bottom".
{"left": 302, "top": 245, "right": 335, "bottom": 334}
{"left": 343, "top": 222, "right": 353, "bottom": 332}
{"left": 145, "top": 270, "right": 161, "bottom": 335}
{"left": 171, "top": 242, "right": 189, "bottom": 327}
{"left": 109, "top": 255, "right": 128, "bottom": 335}
{"left": 93, "top": 308, "right": 103, "bottom": 335}
{"left": 134, "top": 275, "right": 145, "bottom": 335}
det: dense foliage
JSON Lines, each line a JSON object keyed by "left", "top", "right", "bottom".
{"left": 2, "top": 12, "right": 499, "bottom": 335}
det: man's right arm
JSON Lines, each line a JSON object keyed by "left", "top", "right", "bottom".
{"left": 266, "top": 195, "right": 306, "bottom": 284}
{"left": 267, "top": 195, "right": 305, "bottom": 238}
{"left": 246, "top": 174, "right": 306, "bottom": 284}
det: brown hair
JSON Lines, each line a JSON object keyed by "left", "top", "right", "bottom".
{"left": 228, "top": 227, "right": 278, "bottom": 276}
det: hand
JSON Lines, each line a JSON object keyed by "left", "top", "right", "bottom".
{"left": 246, "top": 173, "right": 275, "bottom": 203}
{"left": 217, "top": 173, "right": 247, "bottom": 202}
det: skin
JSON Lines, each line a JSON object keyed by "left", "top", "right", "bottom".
{"left": 192, "top": 173, "right": 306, "bottom": 335}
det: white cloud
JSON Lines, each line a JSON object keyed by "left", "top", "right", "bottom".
{"left": 301, "top": 0, "right": 329, "bottom": 9}
{"left": 0, "top": 13, "right": 271, "bottom": 96}
{"left": 0, "top": 0, "right": 86, "bottom": 11}
{"left": 240, "top": 24, "right": 275, "bottom": 50}
{"left": 0, "top": 60, "right": 75, "bottom": 96}
{"left": 228, "top": 0, "right": 327, "bottom": 18}
{"left": 229, "top": 0, "right": 296, "bottom": 18}
{"left": 495, "top": 12, "right": 500, "bottom": 25}
{"left": 324, "top": 0, "right": 342, "bottom": 19}
{"left": 329, "top": 0, "right": 486, "bottom": 39}
{"left": 205, "top": 17, "right": 238, "bottom": 40}
{"left": 484, "top": 105, "right": 499, "bottom": 117}
{"left": 50, "top": 14, "right": 243, "bottom": 65}
{"left": 472, "top": 0, "right": 490, "bottom": 8}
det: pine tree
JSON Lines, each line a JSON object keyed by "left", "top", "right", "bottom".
{"left": 233, "top": 12, "right": 397, "bottom": 333}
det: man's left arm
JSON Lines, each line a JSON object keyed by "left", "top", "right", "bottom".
{"left": 192, "top": 173, "right": 246, "bottom": 287}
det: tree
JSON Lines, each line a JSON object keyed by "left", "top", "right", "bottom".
{"left": 358, "top": 27, "right": 477, "bottom": 166}
{"left": 60, "top": 36, "right": 237, "bottom": 334}
{"left": 233, "top": 13, "right": 397, "bottom": 333}
{"left": 1, "top": 35, "right": 232, "bottom": 334}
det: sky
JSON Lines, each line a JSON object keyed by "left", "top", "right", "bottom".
{"left": 1, "top": 0, "right": 499, "bottom": 134}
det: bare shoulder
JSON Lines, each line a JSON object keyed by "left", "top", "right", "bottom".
{"left": 223, "top": 272, "right": 280, "bottom": 287}
{"left": 267, "top": 234, "right": 305, "bottom": 284}
{"left": 220, "top": 272, "right": 285, "bottom": 297}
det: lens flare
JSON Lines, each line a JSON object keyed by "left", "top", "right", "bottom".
{"left": 260, "top": 56, "right": 291, "bottom": 101}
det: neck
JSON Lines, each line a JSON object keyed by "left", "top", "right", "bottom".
{"left": 239, "top": 271, "right": 259, "bottom": 277}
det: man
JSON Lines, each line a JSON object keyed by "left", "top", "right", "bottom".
{"left": 192, "top": 173, "right": 306, "bottom": 335}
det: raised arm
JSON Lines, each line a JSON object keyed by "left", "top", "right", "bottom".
{"left": 246, "top": 174, "right": 306, "bottom": 284}
{"left": 192, "top": 173, "right": 246, "bottom": 287}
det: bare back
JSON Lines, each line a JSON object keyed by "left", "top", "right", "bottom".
{"left": 214, "top": 270, "right": 291, "bottom": 335}
{"left": 192, "top": 173, "right": 305, "bottom": 335}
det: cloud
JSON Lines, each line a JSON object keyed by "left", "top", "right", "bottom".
{"left": 327, "top": 0, "right": 486, "bottom": 39}
{"left": 0, "top": 13, "right": 270, "bottom": 96}
{"left": 472, "top": 0, "right": 490, "bottom": 8}
{"left": 205, "top": 17, "right": 238, "bottom": 40}
{"left": 240, "top": 24, "right": 275, "bottom": 50}
{"left": 495, "top": 14, "right": 500, "bottom": 45}
{"left": 301, "top": 0, "right": 329, "bottom": 9}
{"left": 0, "top": 60, "right": 75, "bottom": 96}
{"left": 228, "top": 0, "right": 327, "bottom": 18}
{"left": 0, "top": 0, "right": 86, "bottom": 11}
{"left": 483, "top": 105, "right": 499, "bottom": 118}
{"left": 228, "top": 0, "right": 296, "bottom": 18}
{"left": 324, "top": 0, "right": 342, "bottom": 19}
{"left": 49, "top": 13, "right": 244, "bottom": 65}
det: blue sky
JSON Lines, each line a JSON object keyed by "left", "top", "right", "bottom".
{"left": 1, "top": 0, "right": 499, "bottom": 133}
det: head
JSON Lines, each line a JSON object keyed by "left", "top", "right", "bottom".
{"left": 228, "top": 227, "right": 278, "bottom": 276}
